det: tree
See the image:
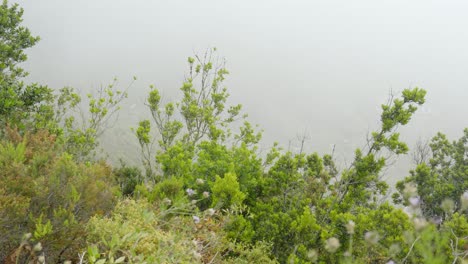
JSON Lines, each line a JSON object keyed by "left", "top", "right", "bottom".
{"left": 394, "top": 128, "right": 468, "bottom": 219}
{"left": 243, "top": 88, "right": 427, "bottom": 262}
{"left": 136, "top": 48, "right": 248, "bottom": 181}
{"left": 0, "top": 0, "right": 53, "bottom": 133}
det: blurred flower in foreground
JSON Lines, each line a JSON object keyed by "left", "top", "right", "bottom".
{"left": 307, "top": 249, "right": 318, "bottom": 262}
{"left": 206, "top": 208, "right": 215, "bottom": 216}
{"left": 163, "top": 198, "right": 172, "bottom": 205}
{"left": 33, "top": 242, "right": 42, "bottom": 251}
{"left": 409, "top": 196, "right": 420, "bottom": 207}
{"left": 186, "top": 188, "right": 196, "bottom": 196}
{"left": 413, "top": 217, "right": 428, "bottom": 231}
{"left": 440, "top": 198, "right": 454, "bottom": 214}
{"left": 196, "top": 178, "right": 205, "bottom": 185}
{"left": 346, "top": 220, "right": 355, "bottom": 235}
{"left": 324, "top": 237, "right": 340, "bottom": 253}
{"left": 364, "top": 231, "right": 380, "bottom": 245}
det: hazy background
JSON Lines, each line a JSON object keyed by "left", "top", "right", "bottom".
{"left": 14, "top": 0, "right": 468, "bottom": 185}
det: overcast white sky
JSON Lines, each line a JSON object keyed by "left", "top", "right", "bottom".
{"left": 14, "top": 0, "right": 468, "bottom": 183}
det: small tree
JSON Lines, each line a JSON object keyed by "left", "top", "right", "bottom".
{"left": 136, "top": 48, "right": 247, "bottom": 181}
{"left": 394, "top": 128, "right": 468, "bottom": 219}
{"left": 0, "top": 0, "right": 53, "bottom": 133}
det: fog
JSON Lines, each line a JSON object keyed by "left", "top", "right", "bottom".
{"left": 14, "top": 0, "right": 468, "bottom": 184}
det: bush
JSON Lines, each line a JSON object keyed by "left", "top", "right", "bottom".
{"left": 0, "top": 129, "right": 119, "bottom": 262}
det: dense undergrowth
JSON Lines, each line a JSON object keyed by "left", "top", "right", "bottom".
{"left": 1, "top": 1, "right": 467, "bottom": 263}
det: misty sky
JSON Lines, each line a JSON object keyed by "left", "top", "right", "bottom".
{"left": 14, "top": 0, "right": 468, "bottom": 183}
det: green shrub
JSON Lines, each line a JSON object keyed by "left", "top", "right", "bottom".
{"left": 113, "top": 162, "right": 143, "bottom": 196}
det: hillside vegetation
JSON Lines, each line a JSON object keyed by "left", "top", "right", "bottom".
{"left": 1, "top": 1, "right": 467, "bottom": 263}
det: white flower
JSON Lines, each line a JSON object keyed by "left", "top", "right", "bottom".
{"left": 324, "top": 237, "right": 340, "bottom": 253}
{"left": 203, "top": 191, "right": 210, "bottom": 198}
{"left": 409, "top": 196, "right": 420, "bottom": 207}
{"left": 196, "top": 178, "right": 205, "bottom": 185}
{"left": 206, "top": 208, "right": 215, "bottom": 216}
{"left": 413, "top": 217, "right": 428, "bottom": 231}
{"left": 186, "top": 188, "right": 196, "bottom": 196}
{"left": 33, "top": 242, "right": 42, "bottom": 252}
{"left": 345, "top": 220, "right": 355, "bottom": 235}
{"left": 38, "top": 256, "right": 45, "bottom": 263}
{"left": 364, "top": 231, "right": 380, "bottom": 245}
{"left": 306, "top": 249, "right": 318, "bottom": 261}
{"left": 441, "top": 198, "right": 454, "bottom": 213}
{"left": 192, "top": 215, "right": 201, "bottom": 224}
{"left": 163, "top": 198, "right": 172, "bottom": 205}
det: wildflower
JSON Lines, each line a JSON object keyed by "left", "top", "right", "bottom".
{"left": 163, "top": 198, "right": 172, "bottom": 205}
{"left": 441, "top": 198, "right": 454, "bottom": 214}
{"left": 306, "top": 249, "right": 318, "bottom": 262}
{"left": 324, "top": 237, "right": 340, "bottom": 253}
{"left": 206, "top": 208, "right": 215, "bottom": 216}
{"left": 409, "top": 196, "right": 420, "bottom": 207}
{"left": 413, "top": 217, "right": 427, "bottom": 231}
{"left": 386, "top": 261, "right": 396, "bottom": 264}
{"left": 33, "top": 242, "right": 42, "bottom": 251}
{"left": 191, "top": 199, "right": 197, "bottom": 205}
{"left": 203, "top": 191, "right": 210, "bottom": 198}
{"left": 364, "top": 231, "right": 380, "bottom": 245}
{"left": 192, "top": 215, "right": 201, "bottom": 224}
{"left": 186, "top": 188, "right": 196, "bottom": 196}
{"left": 196, "top": 178, "right": 205, "bottom": 185}
{"left": 388, "top": 243, "right": 401, "bottom": 257}
{"left": 38, "top": 256, "right": 45, "bottom": 263}
{"left": 345, "top": 220, "right": 355, "bottom": 235}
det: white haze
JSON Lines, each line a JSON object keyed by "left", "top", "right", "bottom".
{"left": 14, "top": 0, "right": 468, "bottom": 185}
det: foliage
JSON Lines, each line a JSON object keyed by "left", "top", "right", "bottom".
{"left": 53, "top": 79, "right": 129, "bottom": 160}
{"left": 113, "top": 161, "right": 143, "bottom": 196}
{"left": 0, "top": 128, "right": 119, "bottom": 262}
{"left": 1, "top": 3, "right": 468, "bottom": 262}
{"left": 0, "top": 0, "right": 53, "bottom": 134}
{"left": 85, "top": 199, "right": 277, "bottom": 264}
{"left": 395, "top": 128, "right": 468, "bottom": 220}
{"left": 211, "top": 172, "right": 246, "bottom": 209}
{"left": 135, "top": 48, "right": 247, "bottom": 181}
